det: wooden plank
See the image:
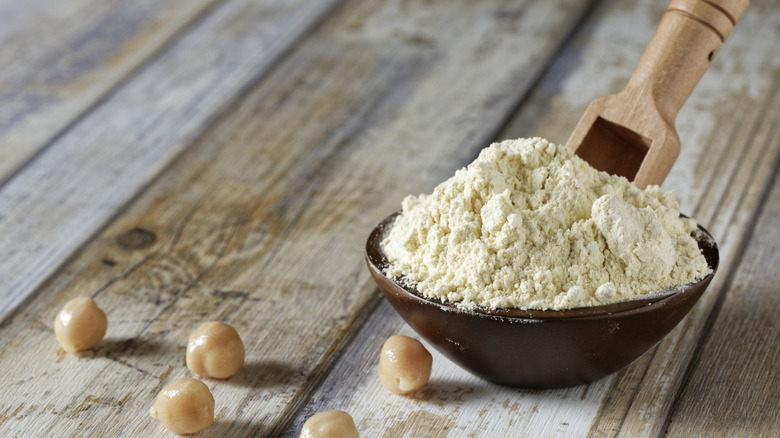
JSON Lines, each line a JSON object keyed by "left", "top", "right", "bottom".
{"left": 0, "top": 0, "right": 220, "bottom": 182}
{"left": 289, "top": 300, "right": 613, "bottom": 437}
{"left": 597, "top": 5, "right": 780, "bottom": 436}
{"left": 0, "top": 0, "right": 344, "bottom": 323}
{"left": 0, "top": 0, "right": 594, "bottom": 436}
{"left": 498, "top": 0, "right": 780, "bottom": 435}
{"left": 665, "top": 131, "right": 780, "bottom": 435}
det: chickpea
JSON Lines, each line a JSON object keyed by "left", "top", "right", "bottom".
{"left": 186, "top": 321, "right": 244, "bottom": 379}
{"left": 300, "top": 410, "right": 359, "bottom": 438}
{"left": 54, "top": 296, "right": 108, "bottom": 353}
{"left": 378, "top": 335, "right": 432, "bottom": 395}
{"left": 150, "top": 378, "right": 214, "bottom": 435}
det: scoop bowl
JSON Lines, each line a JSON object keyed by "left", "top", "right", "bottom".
{"left": 365, "top": 212, "right": 719, "bottom": 389}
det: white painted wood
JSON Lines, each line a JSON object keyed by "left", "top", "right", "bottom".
{"left": 0, "top": 0, "right": 597, "bottom": 435}
{"left": 0, "top": 0, "right": 344, "bottom": 323}
{"left": 0, "top": 0, "right": 776, "bottom": 436}
{"left": 596, "top": 2, "right": 780, "bottom": 435}
{"left": 286, "top": 301, "right": 611, "bottom": 437}
{"left": 0, "top": 0, "right": 219, "bottom": 182}
{"left": 288, "top": 0, "right": 780, "bottom": 436}
{"left": 666, "top": 149, "right": 780, "bottom": 436}
{"left": 499, "top": 0, "right": 780, "bottom": 435}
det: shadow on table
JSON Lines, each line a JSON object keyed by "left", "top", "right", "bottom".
{"left": 73, "top": 336, "right": 171, "bottom": 360}
{"left": 193, "top": 419, "right": 272, "bottom": 438}
{"left": 225, "top": 359, "right": 300, "bottom": 388}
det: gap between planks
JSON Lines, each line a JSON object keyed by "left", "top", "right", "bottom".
{"left": 496, "top": 0, "right": 780, "bottom": 436}
{"left": 0, "top": 0, "right": 223, "bottom": 185}
{"left": 0, "top": 0, "right": 346, "bottom": 325}
{"left": 1, "top": 0, "right": 597, "bottom": 436}
{"left": 663, "top": 80, "right": 780, "bottom": 437}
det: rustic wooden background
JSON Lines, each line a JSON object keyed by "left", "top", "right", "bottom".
{"left": 0, "top": 0, "right": 777, "bottom": 436}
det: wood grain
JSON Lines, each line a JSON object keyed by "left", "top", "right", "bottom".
{"left": 665, "top": 139, "right": 780, "bottom": 435}
{"left": 0, "top": 0, "right": 594, "bottom": 435}
{"left": 500, "top": 0, "right": 780, "bottom": 435}
{"left": 289, "top": 301, "right": 611, "bottom": 437}
{"left": 566, "top": 0, "right": 750, "bottom": 189}
{"left": 0, "top": 0, "right": 777, "bottom": 436}
{"left": 0, "top": 0, "right": 219, "bottom": 182}
{"left": 0, "top": 0, "right": 344, "bottom": 323}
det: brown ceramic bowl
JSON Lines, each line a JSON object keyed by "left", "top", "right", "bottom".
{"left": 365, "top": 212, "right": 718, "bottom": 388}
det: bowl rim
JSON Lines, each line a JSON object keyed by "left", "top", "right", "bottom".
{"left": 366, "top": 211, "right": 719, "bottom": 321}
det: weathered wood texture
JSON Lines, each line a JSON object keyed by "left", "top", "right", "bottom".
{"left": 565, "top": 0, "right": 750, "bottom": 189}
{"left": 0, "top": 0, "right": 594, "bottom": 436}
{"left": 291, "top": 0, "right": 780, "bottom": 436}
{"left": 288, "top": 300, "right": 615, "bottom": 437}
{"left": 500, "top": 0, "right": 780, "bottom": 436}
{"left": 0, "top": 0, "right": 218, "bottom": 182}
{"left": 0, "top": 0, "right": 344, "bottom": 322}
{"left": 0, "top": 0, "right": 778, "bottom": 436}
{"left": 666, "top": 152, "right": 780, "bottom": 436}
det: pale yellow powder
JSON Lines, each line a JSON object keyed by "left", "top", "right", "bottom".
{"left": 382, "top": 137, "right": 711, "bottom": 310}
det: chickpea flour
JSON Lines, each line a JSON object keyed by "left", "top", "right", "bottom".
{"left": 382, "top": 137, "right": 711, "bottom": 310}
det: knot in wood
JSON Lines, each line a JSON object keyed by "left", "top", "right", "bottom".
{"left": 116, "top": 227, "right": 156, "bottom": 250}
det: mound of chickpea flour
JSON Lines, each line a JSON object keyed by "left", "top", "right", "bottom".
{"left": 382, "top": 137, "right": 711, "bottom": 310}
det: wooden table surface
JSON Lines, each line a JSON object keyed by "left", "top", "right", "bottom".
{"left": 0, "top": 0, "right": 778, "bottom": 436}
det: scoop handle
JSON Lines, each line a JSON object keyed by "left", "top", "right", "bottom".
{"left": 625, "top": 0, "right": 749, "bottom": 124}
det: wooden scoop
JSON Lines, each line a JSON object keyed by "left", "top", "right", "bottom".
{"left": 566, "top": 0, "right": 749, "bottom": 189}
